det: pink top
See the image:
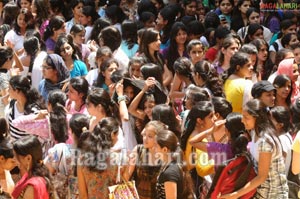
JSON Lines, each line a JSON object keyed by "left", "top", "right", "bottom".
{"left": 39, "top": 20, "right": 49, "bottom": 39}
{"left": 12, "top": 114, "right": 74, "bottom": 144}
{"left": 65, "top": 99, "right": 89, "bottom": 115}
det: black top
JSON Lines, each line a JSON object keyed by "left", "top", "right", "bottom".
{"left": 156, "top": 161, "right": 183, "bottom": 199}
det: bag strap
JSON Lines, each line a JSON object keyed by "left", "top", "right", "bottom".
{"left": 57, "top": 149, "right": 67, "bottom": 175}
{"left": 116, "top": 149, "right": 126, "bottom": 183}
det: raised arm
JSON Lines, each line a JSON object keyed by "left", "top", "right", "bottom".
{"left": 115, "top": 80, "right": 129, "bottom": 121}
{"left": 128, "top": 77, "right": 156, "bottom": 120}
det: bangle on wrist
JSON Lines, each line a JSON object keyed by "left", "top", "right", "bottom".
{"left": 118, "top": 95, "right": 126, "bottom": 103}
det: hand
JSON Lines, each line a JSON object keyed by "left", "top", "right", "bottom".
{"left": 5, "top": 40, "right": 14, "bottom": 49}
{"left": 132, "top": 75, "right": 141, "bottom": 80}
{"left": 35, "top": 110, "right": 48, "bottom": 120}
{"left": 143, "top": 77, "right": 156, "bottom": 92}
{"left": 88, "top": 40, "right": 98, "bottom": 52}
{"left": 10, "top": 68, "right": 20, "bottom": 76}
{"left": 176, "top": 115, "right": 182, "bottom": 126}
{"left": 1, "top": 93, "right": 9, "bottom": 106}
{"left": 66, "top": 100, "right": 72, "bottom": 112}
{"left": 213, "top": 119, "right": 226, "bottom": 130}
{"left": 115, "top": 80, "right": 124, "bottom": 96}
{"left": 109, "top": 83, "right": 116, "bottom": 97}
{"left": 218, "top": 192, "right": 239, "bottom": 199}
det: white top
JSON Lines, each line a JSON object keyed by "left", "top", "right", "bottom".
{"left": 279, "top": 133, "right": 292, "bottom": 175}
{"left": 65, "top": 18, "right": 75, "bottom": 34}
{"left": 85, "top": 68, "right": 98, "bottom": 86}
{"left": 26, "top": 51, "right": 47, "bottom": 90}
{"left": 268, "top": 71, "right": 278, "bottom": 84}
{"left": 269, "top": 39, "right": 283, "bottom": 52}
{"left": 113, "top": 47, "right": 129, "bottom": 72}
{"left": 85, "top": 26, "right": 93, "bottom": 43}
{"left": 87, "top": 51, "right": 97, "bottom": 70}
{"left": 200, "top": 36, "right": 210, "bottom": 48}
{"left": 122, "top": 115, "right": 137, "bottom": 151}
{"left": 4, "top": 30, "right": 24, "bottom": 52}
{"left": 0, "top": 72, "right": 9, "bottom": 118}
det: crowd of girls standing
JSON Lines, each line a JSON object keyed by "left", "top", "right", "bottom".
{"left": 0, "top": 0, "right": 300, "bottom": 198}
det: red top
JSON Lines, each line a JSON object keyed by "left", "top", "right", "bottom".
{"left": 205, "top": 47, "right": 218, "bottom": 63}
{"left": 12, "top": 172, "right": 49, "bottom": 199}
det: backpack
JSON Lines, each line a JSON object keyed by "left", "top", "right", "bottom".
{"left": 207, "top": 152, "right": 257, "bottom": 199}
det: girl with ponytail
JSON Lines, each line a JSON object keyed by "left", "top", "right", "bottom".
{"left": 77, "top": 117, "right": 119, "bottom": 199}
{"left": 21, "top": 32, "right": 47, "bottom": 89}
{"left": 86, "top": 87, "right": 124, "bottom": 151}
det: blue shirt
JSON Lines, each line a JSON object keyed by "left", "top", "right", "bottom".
{"left": 120, "top": 40, "right": 138, "bottom": 59}
{"left": 70, "top": 60, "right": 88, "bottom": 78}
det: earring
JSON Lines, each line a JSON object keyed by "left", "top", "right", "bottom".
{"left": 26, "top": 163, "right": 30, "bottom": 172}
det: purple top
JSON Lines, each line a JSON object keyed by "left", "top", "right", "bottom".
{"left": 212, "top": 61, "right": 225, "bottom": 75}
{"left": 268, "top": 16, "right": 280, "bottom": 33}
{"left": 207, "top": 142, "right": 233, "bottom": 166}
{"left": 45, "top": 38, "right": 56, "bottom": 52}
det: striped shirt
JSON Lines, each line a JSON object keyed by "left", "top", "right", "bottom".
{"left": 6, "top": 100, "right": 30, "bottom": 140}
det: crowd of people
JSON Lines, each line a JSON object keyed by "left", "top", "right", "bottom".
{"left": 0, "top": 0, "right": 299, "bottom": 198}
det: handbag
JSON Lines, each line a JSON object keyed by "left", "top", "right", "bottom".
{"left": 108, "top": 152, "right": 139, "bottom": 199}
{"left": 52, "top": 151, "right": 69, "bottom": 199}
{"left": 108, "top": 180, "right": 139, "bottom": 199}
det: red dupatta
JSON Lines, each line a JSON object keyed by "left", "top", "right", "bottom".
{"left": 11, "top": 172, "right": 49, "bottom": 199}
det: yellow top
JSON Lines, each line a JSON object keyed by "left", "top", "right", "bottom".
{"left": 184, "top": 135, "right": 214, "bottom": 177}
{"left": 293, "top": 132, "right": 300, "bottom": 153}
{"left": 224, "top": 78, "right": 253, "bottom": 113}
